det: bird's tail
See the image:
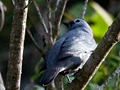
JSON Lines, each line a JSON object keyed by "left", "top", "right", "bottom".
{"left": 40, "top": 69, "right": 59, "bottom": 86}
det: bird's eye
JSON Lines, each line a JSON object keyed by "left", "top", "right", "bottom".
{"left": 75, "top": 19, "right": 80, "bottom": 22}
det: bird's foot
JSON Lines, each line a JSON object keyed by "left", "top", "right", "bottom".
{"left": 66, "top": 75, "right": 72, "bottom": 84}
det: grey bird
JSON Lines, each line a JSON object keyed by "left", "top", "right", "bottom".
{"left": 39, "top": 19, "right": 97, "bottom": 86}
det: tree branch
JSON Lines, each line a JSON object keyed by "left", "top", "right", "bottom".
{"left": 0, "top": 72, "right": 5, "bottom": 90}
{"left": 23, "top": 1, "right": 32, "bottom": 10}
{"left": 81, "top": 0, "right": 89, "bottom": 19}
{"left": 6, "top": 0, "right": 29, "bottom": 90}
{"left": 52, "top": 0, "right": 68, "bottom": 42}
{"left": 12, "top": 0, "right": 15, "bottom": 5}
{"left": 32, "top": 0, "right": 49, "bottom": 33}
{"left": 114, "top": 51, "right": 120, "bottom": 90}
{"left": 66, "top": 12, "right": 120, "bottom": 90}
{"left": 0, "top": 1, "right": 5, "bottom": 31}
{"left": 47, "top": 0, "right": 52, "bottom": 36}
{"left": 47, "top": 0, "right": 53, "bottom": 44}
{"left": 26, "top": 27, "right": 45, "bottom": 57}
{"left": 98, "top": 65, "right": 120, "bottom": 90}
{"left": 55, "top": 75, "right": 64, "bottom": 90}
{"left": 46, "top": 80, "right": 56, "bottom": 90}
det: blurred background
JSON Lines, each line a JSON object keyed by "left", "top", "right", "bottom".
{"left": 0, "top": 0, "right": 120, "bottom": 90}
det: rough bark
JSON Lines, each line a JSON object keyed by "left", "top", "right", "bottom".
{"left": 6, "top": 0, "right": 29, "bottom": 90}
{"left": 66, "top": 12, "right": 120, "bottom": 90}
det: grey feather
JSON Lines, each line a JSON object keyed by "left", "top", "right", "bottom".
{"left": 39, "top": 19, "right": 97, "bottom": 86}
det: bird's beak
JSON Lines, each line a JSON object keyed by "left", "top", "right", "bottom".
{"left": 62, "top": 22, "right": 69, "bottom": 28}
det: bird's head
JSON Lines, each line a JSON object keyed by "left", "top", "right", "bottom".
{"left": 63, "top": 19, "right": 93, "bottom": 35}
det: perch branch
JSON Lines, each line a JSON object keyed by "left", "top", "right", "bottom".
{"left": 66, "top": 12, "right": 120, "bottom": 90}
{"left": 81, "top": 0, "right": 89, "bottom": 19}
{"left": 32, "top": 0, "right": 48, "bottom": 33}
{"left": 53, "top": 0, "right": 68, "bottom": 42}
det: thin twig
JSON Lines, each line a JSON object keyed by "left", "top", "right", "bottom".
{"left": 12, "top": 0, "right": 15, "bottom": 5}
{"left": 0, "top": 72, "right": 5, "bottom": 90}
{"left": 53, "top": 0, "right": 68, "bottom": 42}
{"left": 81, "top": 0, "right": 89, "bottom": 19}
{"left": 114, "top": 73, "right": 119, "bottom": 90}
{"left": 26, "top": 26, "right": 45, "bottom": 57}
{"left": 98, "top": 66, "right": 120, "bottom": 90}
{"left": 47, "top": 0, "right": 52, "bottom": 36}
{"left": 23, "top": 1, "right": 32, "bottom": 10}
{"left": 47, "top": 0, "right": 53, "bottom": 44}
{"left": 114, "top": 51, "right": 120, "bottom": 90}
{"left": 32, "top": 0, "right": 49, "bottom": 33}
{"left": 0, "top": 73, "right": 4, "bottom": 85}
{"left": 0, "top": 1, "right": 5, "bottom": 31}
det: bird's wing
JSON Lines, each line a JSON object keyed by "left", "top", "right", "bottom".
{"left": 45, "top": 29, "right": 96, "bottom": 65}
{"left": 45, "top": 37, "right": 66, "bottom": 61}
{"left": 39, "top": 37, "right": 66, "bottom": 72}
{"left": 58, "top": 30, "right": 96, "bottom": 60}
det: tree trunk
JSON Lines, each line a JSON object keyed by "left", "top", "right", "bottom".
{"left": 6, "top": 0, "right": 29, "bottom": 90}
